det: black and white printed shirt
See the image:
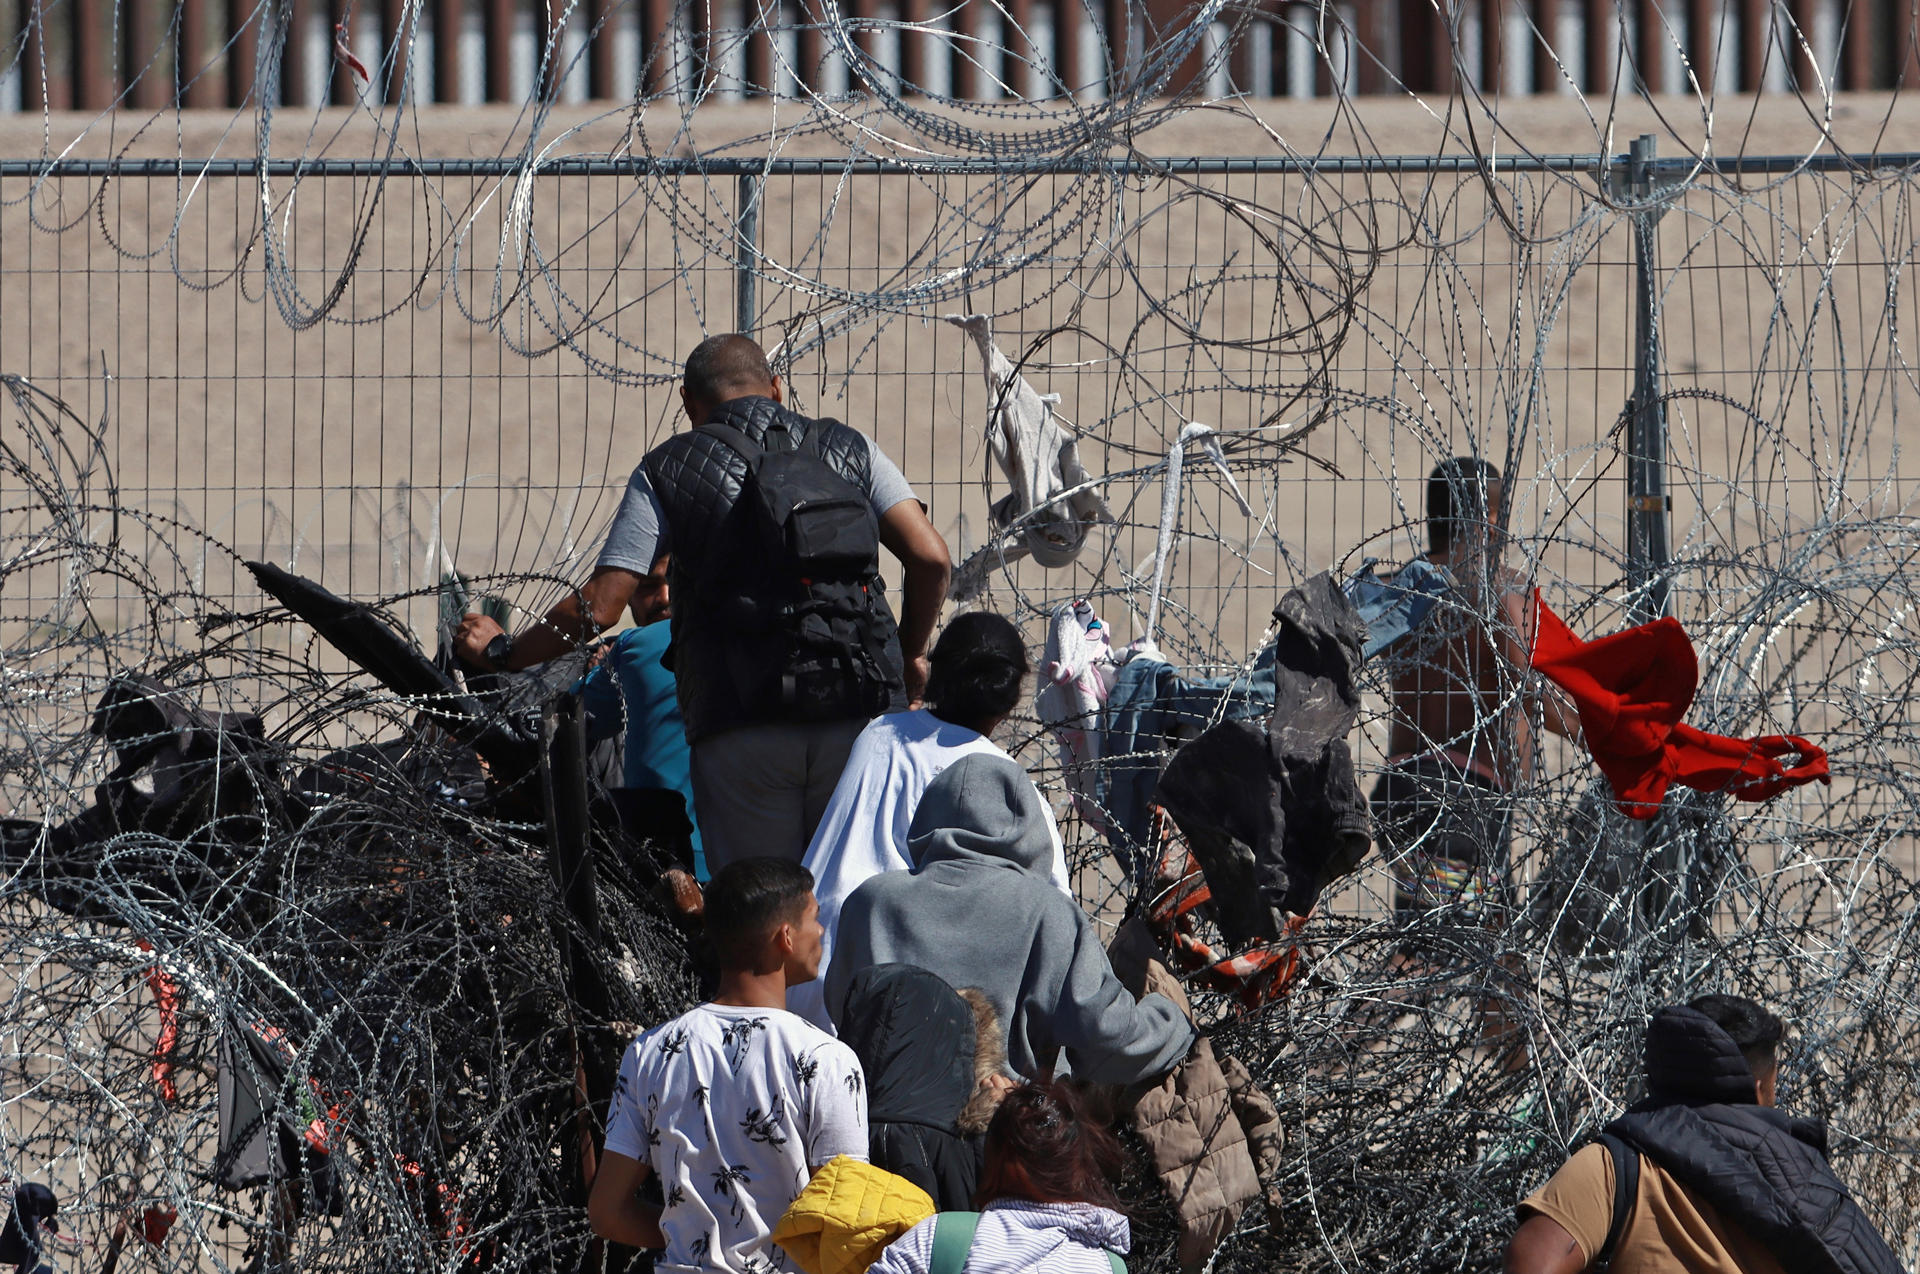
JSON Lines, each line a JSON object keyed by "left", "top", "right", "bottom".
{"left": 607, "top": 1003, "right": 868, "bottom": 1274}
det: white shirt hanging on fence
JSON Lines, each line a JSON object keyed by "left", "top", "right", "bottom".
{"left": 944, "top": 313, "right": 1112, "bottom": 599}
{"left": 1036, "top": 600, "right": 1120, "bottom": 841}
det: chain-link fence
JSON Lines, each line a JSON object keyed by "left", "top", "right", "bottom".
{"left": 4, "top": 128, "right": 1920, "bottom": 1270}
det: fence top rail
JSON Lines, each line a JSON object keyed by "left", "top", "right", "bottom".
{"left": 1, "top": 152, "right": 1916, "bottom": 180}
{"left": 0, "top": 155, "right": 1599, "bottom": 177}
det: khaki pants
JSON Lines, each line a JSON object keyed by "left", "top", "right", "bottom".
{"left": 689, "top": 718, "right": 868, "bottom": 871}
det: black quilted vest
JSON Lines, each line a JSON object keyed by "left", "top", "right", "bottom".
{"left": 1604, "top": 1006, "right": 1906, "bottom": 1274}
{"left": 1607, "top": 1105, "right": 1904, "bottom": 1274}
{"left": 641, "top": 396, "right": 906, "bottom": 742}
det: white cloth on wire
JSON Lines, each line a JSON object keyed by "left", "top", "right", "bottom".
{"left": 1036, "top": 600, "right": 1119, "bottom": 839}
{"left": 945, "top": 314, "right": 1111, "bottom": 598}
{"left": 1144, "top": 421, "right": 1255, "bottom": 644}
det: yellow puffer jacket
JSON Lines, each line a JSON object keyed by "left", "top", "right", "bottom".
{"left": 771, "top": 1155, "right": 937, "bottom": 1274}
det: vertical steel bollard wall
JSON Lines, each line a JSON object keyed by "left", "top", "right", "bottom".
{"left": 736, "top": 172, "right": 761, "bottom": 334}
{"left": 1624, "top": 133, "right": 1673, "bottom": 623}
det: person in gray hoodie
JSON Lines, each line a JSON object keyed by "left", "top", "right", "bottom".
{"left": 824, "top": 752, "right": 1194, "bottom": 1085}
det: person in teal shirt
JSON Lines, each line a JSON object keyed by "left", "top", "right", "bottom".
{"left": 579, "top": 556, "right": 705, "bottom": 879}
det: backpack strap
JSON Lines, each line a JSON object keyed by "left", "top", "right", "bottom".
{"left": 1105, "top": 1249, "right": 1127, "bottom": 1273}
{"left": 1593, "top": 1133, "right": 1640, "bottom": 1266}
{"left": 697, "top": 420, "right": 771, "bottom": 464}
{"left": 701, "top": 415, "right": 860, "bottom": 476}
{"left": 928, "top": 1211, "right": 981, "bottom": 1274}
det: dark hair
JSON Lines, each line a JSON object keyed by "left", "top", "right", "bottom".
{"left": 975, "top": 1081, "right": 1124, "bottom": 1212}
{"left": 1690, "top": 993, "right": 1785, "bottom": 1074}
{"left": 1426, "top": 457, "right": 1501, "bottom": 553}
{"left": 683, "top": 334, "right": 776, "bottom": 406}
{"left": 702, "top": 858, "right": 813, "bottom": 970}
{"left": 925, "top": 612, "right": 1029, "bottom": 730}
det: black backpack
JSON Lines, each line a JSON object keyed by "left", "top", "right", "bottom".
{"left": 702, "top": 419, "right": 897, "bottom": 722}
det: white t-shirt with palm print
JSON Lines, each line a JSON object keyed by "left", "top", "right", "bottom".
{"left": 606, "top": 1003, "right": 869, "bottom": 1274}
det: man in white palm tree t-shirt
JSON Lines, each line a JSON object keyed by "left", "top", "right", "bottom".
{"left": 590, "top": 858, "right": 867, "bottom": 1274}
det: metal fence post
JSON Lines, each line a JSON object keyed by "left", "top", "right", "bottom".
{"left": 1624, "top": 133, "right": 1672, "bottom": 623}
{"left": 736, "top": 173, "right": 761, "bottom": 334}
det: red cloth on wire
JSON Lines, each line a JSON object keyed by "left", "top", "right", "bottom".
{"left": 137, "top": 939, "right": 181, "bottom": 1104}
{"left": 1530, "top": 594, "right": 1830, "bottom": 818}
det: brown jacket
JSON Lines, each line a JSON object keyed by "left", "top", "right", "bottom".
{"left": 1109, "top": 918, "right": 1283, "bottom": 1271}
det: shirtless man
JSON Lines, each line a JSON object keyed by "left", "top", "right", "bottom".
{"left": 1374, "top": 458, "right": 1574, "bottom": 926}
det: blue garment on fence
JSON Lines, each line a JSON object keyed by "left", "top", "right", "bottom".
{"left": 1095, "top": 645, "right": 1278, "bottom": 875}
{"left": 1342, "top": 558, "right": 1455, "bottom": 660}
{"left": 579, "top": 622, "right": 705, "bottom": 877}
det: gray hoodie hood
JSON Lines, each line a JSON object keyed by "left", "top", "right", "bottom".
{"left": 828, "top": 754, "right": 1194, "bottom": 1085}
{"left": 908, "top": 753, "right": 1057, "bottom": 875}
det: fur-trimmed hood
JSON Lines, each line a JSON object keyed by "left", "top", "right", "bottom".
{"left": 956, "top": 986, "right": 1010, "bottom": 1135}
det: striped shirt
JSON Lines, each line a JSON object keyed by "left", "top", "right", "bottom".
{"left": 867, "top": 1200, "right": 1130, "bottom": 1274}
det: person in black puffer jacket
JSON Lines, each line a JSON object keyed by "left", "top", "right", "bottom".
{"left": 836, "top": 963, "right": 1013, "bottom": 1211}
{"left": 1506, "top": 994, "right": 1906, "bottom": 1274}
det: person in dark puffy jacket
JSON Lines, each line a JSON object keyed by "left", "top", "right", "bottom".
{"left": 1506, "top": 993, "right": 1903, "bottom": 1274}
{"left": 836, "top": 963, "right": 1014, "bottom": 1211}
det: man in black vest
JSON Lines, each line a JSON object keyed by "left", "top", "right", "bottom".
{"left": 1506, "top": 994, "right": 1903, "bottom": 1274}
{"left": 456, "top": 334, "right": 951, "bottom": 868}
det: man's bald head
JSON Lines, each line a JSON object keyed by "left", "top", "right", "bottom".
{"left": 683, "top": 334, "right": 778, "bottom": 409}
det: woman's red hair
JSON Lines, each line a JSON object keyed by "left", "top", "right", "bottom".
{"left": 975, "top": 1080, "right": 1125, "bottom": 1212}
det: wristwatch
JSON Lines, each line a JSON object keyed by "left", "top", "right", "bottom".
{"left": 483, "top": 633, "right": 514, "bottom": 670}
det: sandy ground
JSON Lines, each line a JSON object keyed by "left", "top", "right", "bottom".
{"left": 4, "top": 92, "right": 1916, "bottom": 647}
